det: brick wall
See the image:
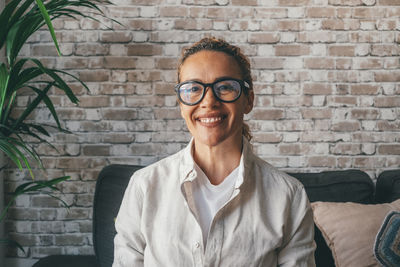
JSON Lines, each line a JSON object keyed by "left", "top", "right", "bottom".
{"left": 5, "top": 0, "right": 400, "bottom": 261}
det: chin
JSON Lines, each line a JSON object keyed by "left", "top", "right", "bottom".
{"left": 195, "top": 131, "right": 239, "bottom": 148}
{"left": 196, "top": 136, "right": 223, "bottom": 147}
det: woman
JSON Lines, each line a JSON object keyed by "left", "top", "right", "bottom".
{"left": 113, "top": 37, "right": 316, "bottom": 267}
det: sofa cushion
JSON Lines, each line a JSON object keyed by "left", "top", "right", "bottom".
{"left": 374, "top": 211, "right": 400, "bottom": 267}
{"left": 93, "top": 165, "right": 142, "bottom": 267}
{"left": 375, "top": 170, "right": 400, "bottom": 203}
{"left": 311, "top": 199, "right": 400, "bottom": 267}
{"left": 289, "top": 170, "right": 374, "bottom": 267}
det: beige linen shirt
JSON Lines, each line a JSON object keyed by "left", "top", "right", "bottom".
{"left": 113, "top": 139, "right": 316, "bottom": 267}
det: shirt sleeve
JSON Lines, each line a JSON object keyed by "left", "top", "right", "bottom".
{"left": 113, "top": 174, "right": 146, "bottom": 267}
{"left": 277, "top": 186, "right": 316, "bottom": 267}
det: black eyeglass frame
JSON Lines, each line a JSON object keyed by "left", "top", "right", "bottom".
{"left": 174, "top": 78, "right": 250, "bottom": 106}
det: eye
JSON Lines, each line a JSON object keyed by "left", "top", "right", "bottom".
{"left": 189, "top": 86, "right": 202, "bottom": 93}
{"left": 180, "top": 83, "right": 203, "bottom": 94}
{"left": 217, "top": 85, "right": 235, "bottom": 91}
{"left": 215, "top": 81, "right": 238, "bottom": 94}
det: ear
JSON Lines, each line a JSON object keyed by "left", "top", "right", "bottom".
{"left": 244, "top": 90, "right": 254, "bottom": 114}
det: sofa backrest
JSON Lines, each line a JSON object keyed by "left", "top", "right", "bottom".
{"left": 289, "top": 169, "right": 374, "bottom": 203}
{"left": 375, "top": 170, "right": 400, "bottom": 203}
{"left": 93, "top": 164, "right": 142, "bottom": 267}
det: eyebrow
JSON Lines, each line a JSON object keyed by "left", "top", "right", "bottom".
{"left": 182, "top": 76, "right": 241, "bottom": 84}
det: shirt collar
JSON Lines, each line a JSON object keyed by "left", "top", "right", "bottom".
{"left": 179, "top": 137, "right": 197, "bottom": 184}
{"left": 179, "top": 137, "right": 252, "bottom": 189}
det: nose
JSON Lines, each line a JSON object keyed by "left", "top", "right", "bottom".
{"left": 200, "top": 86, "right": 219, "bottom": 107}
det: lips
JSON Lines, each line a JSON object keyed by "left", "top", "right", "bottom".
{"left": 199, "top": 117, "right": 222, "bottom": 123}
{"left": 195, "top": 113, "right": 227, "bottom": 126}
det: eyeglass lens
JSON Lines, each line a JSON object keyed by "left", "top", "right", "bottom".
{"left": 178, "top": 80, "right": 241, "bottom": 105}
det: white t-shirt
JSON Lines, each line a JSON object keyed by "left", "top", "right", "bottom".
{"left": 192, "top": 156, "right": 243, "bottom": 245}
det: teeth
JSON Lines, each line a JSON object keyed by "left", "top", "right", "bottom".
{"left": 199, "top": 117, "right": 222, "bottom": 123}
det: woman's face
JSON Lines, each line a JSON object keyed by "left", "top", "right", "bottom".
{"left": 179, "top": 50, "right": 254, "bottom": 148}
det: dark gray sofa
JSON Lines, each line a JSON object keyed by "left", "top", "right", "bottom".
{"left": 33, "top": 165, "right": 400, "bottom": 267}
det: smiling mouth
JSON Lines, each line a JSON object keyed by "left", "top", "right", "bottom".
{"left": 196, "top": 115, "right": 226, "bottom": 126}
{"left": 199, "top": 117, "right": 222, "bottom": 123}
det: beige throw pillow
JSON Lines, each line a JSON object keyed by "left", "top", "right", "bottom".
{"left": 311, "top": 199, "right": 400, "bottom": 267}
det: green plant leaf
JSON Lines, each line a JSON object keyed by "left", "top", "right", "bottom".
{"left": 0, "top": 176, "right": 70, "bottom": 222}
{"left": 32, "top": 86, "right": 63, "bottom": 129}
{"left": 43, "top": 191, "right": 71, "bottom": 209}
{"left": 12, "top": 83, "right": 55, "bottom": 130}
{"left": 0, "top": 138, "right": 25, "bottom": 170}
{"left": 8, "top": 0, "right": 35, "bottom": 28}
{"left": 0, "top": 135, "right": 39, "bottom": 178}
{"left": 35, "top": 0, "right": 61, "bottom": 56}
{"left": 0, "top": 0, "right": 121, "bottom": 254}
{"left": 0, "top": 0, "right": 25, "bottom": 49}
{"left": 22, "top": 123, "right": 52, "bottom": 137}
{"left": 0, "top": 238, "right": 25, "bottom": 254}
{"left": 0, "top": 63, "right": 10, "bottom": 120}
{"left": 29, "top": 58, "right": 79, "bottom": 103}
{"left": 1, "top": 90, "right": 16, "bottom": 128}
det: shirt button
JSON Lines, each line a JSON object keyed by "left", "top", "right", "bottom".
{"left": 195, "top": 242, "right": 200, "bottom": 248}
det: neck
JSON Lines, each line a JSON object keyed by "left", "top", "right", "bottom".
{"left": 193, "top": 135, "right": 243, "bottom": 185}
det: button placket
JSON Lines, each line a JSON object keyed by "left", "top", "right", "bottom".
{"left": 192, "top": 240, "right": 203, "bottom": 267}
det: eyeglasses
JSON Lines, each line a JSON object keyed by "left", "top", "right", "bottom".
{"left": 174, "top": 78, "right": 250, "bottom": 106}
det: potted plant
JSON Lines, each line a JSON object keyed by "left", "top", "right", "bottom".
{"left": 0, "top": 0, "right": 116, "bottom": 260}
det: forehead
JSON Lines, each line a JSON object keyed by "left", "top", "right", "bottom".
{"left": 180, "top": 50, "right": 242, "bottom": 82}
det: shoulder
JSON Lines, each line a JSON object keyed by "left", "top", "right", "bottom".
{"left": 130, "top": 148, "right": 185, "bottom": 192}
{"left": 249, "top": 153, "right": 305, "bottom": 194}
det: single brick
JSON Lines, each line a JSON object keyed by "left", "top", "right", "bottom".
{"left": 331, "top": 143, "right": 361, "bottom": 155}
{"left": 331, "top": 121, "right": 361, "bottom": 131}
{"left": 75, "top": 44, "right": 108, "bottom": 56}
{"left": 251, "top": 109, "right": 285, "bottom": 120}
{"left": 328, "top": 0, "right": 363, "bottom": 5}
{"left": 127, "top": 44, "right": 162, "bottom": 56}
{"left": 374, "top": 71, "right": 400, "bottom": 82}
{"left": 371, "top": 44, "right": 399, "bottom": 56}
{"left": 275, "top": 45, "right": 310, "bottom": 56}
{"left": 248, "top": 33, "right": 280, "bottom": 43}
{"left": 328, "top": 45, "right": 355, "bottom": 56}
{"left": 231, "top": 0, "right": 258, "bottom": 5}
{"left": 79, "top": 70, "right": 110, "bottom": 82}
{"left": 306, "top": 7, "right": 336, "bottom": 18}
{"left": 307, "top": 156, "right": 336, "bottom": 167}
{"left": 78, "top": 96, "right": 110, "bottom": 108}
{"left": 82, "top": 145, "right": 110, "bottom": 156}
{"left": 305, "top": 58, "right": 335, "bottom": 69}
{"left": 251, "top": 58, "right": 284, "bottom": 69}
{"left": 303, "top": 83, "right": 333, "bottom": 95}
{"left": 378, "top": 145, "right": 400, "bottom": 155}
{"left": 278, "top": 0, "right": 311, "bottom": 6}
{"left": 353, "top": 7, "right": 386, "bottom": 18}
{"left": 353, "top": 58, "right": 383, "bottom": 69}
{"left": 102, "top": 108, "right": 138, "bottom": 120}
{"left": 100, "top": 32, "right": 132, "bottom": 43}
{"left": 351, "top": 84, "right": 380, "bottom": 95}
{"left": 104, "top": 56, "right": 137, "bottom": 69}
{"left": 301, "top": 108, "right": 332, "bottom": 119}
{"left": 374, "top": 96, "right": 400, "bottom": 107}
{"left": 351, "top": 108, "right": 379, "bottom": 119}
